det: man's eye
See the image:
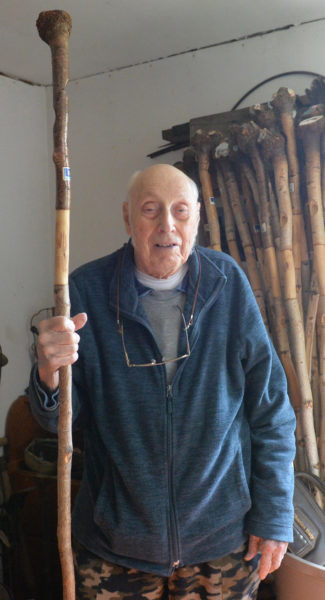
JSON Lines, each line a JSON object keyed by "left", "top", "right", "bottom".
{"left": 175, "top": 207, "right": 189, "bottom": 215}
{"left": 142, "top": 205, "right": 158, "bottom": 216}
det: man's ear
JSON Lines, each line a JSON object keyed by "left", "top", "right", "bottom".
{"left": 122, "top": 201, "right": 132, "bottom": 236}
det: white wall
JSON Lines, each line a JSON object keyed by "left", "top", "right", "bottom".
{"left": 64, "top": 19, "right": 325, "bottom": 271}
{"left": 0, "top": 77, "right": 52, "bottom": 432}
{"left": 1, "top": 18, "right": 325, "bottom": 432}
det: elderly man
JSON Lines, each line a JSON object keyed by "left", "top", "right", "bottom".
{"left": 29, "top": 164, "right": 295, "bottom": 600}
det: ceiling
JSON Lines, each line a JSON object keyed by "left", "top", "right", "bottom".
{"left": 1, "top": 0, "right": 325, "bottom": 86}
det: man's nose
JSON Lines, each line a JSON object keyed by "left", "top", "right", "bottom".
{"left": 158, "top": 208, "right": 176, "bottom": 232}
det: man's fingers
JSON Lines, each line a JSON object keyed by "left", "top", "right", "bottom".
{"left": 244, "top": 535, "right": 260, "bottom": 561}
{"left": 37, "top": 313, "right": 87, "bottom": 387}
{"left": 38, "top": 312, "right": 87, "bottom": 334}
{"left": 72, "top": 312, "right": 88, "bottom": 331}
{"left": 40, "top": 330, "right": 80, "bottom": 347}
{"left": 244, "top": 537, "right": 288, "bottom": 580}
{"left": 39, "top": 315, "right": 76, "bottom": 333}
{"left": 267, "top": 542, "right": 288, "bottom": 575}
{"left": 258, "top": 540, "right": 288, "bottom": 580}
{"left": 268, "top": 551, "right": 284, "bottom": 574}
{"left": 38, "top": 313, "right": 87, "bottom": 349}
{"left": 258, "top": 547, "right": 273, "bottom": 580}
{"left": 41, "top": 342, "right": 79, "bottom": 358}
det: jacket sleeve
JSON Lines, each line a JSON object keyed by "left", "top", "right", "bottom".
{"left": 28, "top": 276, "right": 89, "bottom": 433}
{"left": 238, "top": 274, "right": 296, "bottom": 542}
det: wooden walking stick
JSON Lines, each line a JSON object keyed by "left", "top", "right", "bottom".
{"left": 272, "top": 87, "right": 310, "bottom": 316}
{"left": 299, "top": 115, "right": 325, "bottom": 477}
{"left": 36, "top": 10, "right": 75, "bottom": 600}
{"left": 192, "top": 130, "right": 221, "bottom": 251}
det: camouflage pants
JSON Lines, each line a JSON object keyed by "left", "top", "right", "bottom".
{"left": 73, "top": 540, "right": 260, "bottom": 600}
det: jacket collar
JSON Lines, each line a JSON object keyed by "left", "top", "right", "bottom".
{"left": 108, "top": 240, "right": 227, "bottom": 326}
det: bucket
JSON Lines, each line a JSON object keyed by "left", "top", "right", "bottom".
{"left": 275, "top": 552, "right": 325, "bottom": 600}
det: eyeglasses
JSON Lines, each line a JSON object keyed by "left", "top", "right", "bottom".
{"left": 116, "top": 246, "right": 201, "bottom": 368}
{"left": 119, "top": 308, "right": 191, "bottom": 368}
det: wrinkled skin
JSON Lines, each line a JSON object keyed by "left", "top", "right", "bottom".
{"left": 123, "top": 164, "right": 200, "bottom": 279}
{"left": 244, "top": 536, "right": 288, "bottom": 580}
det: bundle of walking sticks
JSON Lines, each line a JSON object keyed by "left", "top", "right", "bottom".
{"left": 180, "top": 79, "right": 325, "bottom": 479}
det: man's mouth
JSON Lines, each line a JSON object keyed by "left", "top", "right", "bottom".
{"left": 154, "top": 243, "right": 178, "bottom": 248}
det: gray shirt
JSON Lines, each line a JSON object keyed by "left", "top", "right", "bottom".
{"left": 141, "top": 289, "right": 186, "bottom": 383}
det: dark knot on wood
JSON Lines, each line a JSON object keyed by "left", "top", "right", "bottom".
{"left": 36, "top": 10, "right": 72, "bottom": 45}
{"left": 258, "top": 128, "right": 286, "bottom": 161}
{"left": 249, "top": 103, "right": 278, "bottom": 131}
{"left": 232, "top": 121, "right": 260, "bottom": 155}
{"left": 207, "top": 130, "right": 223, "bottom": 149}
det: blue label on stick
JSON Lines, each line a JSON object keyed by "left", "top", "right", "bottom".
{"left": 63, "top": 167, "right": 71, "bottom": 181}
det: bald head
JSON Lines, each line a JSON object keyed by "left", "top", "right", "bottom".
{"left": 127, "top": 164, "right": 199, "bottom": 207}
{"left": 123, "top": 164, "right": 200, "bottom": 278}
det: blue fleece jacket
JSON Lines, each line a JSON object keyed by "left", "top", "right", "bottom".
{"left": 29, "top": 242, "right": 296, "bottom": 576}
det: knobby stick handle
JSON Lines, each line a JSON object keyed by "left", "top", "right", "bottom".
{"left": 36, "top": 11, "right": 75, "bottom": 600}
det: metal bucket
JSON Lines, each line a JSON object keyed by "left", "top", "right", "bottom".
{"left": 275, "top": 552, "right": 325, "bottom": 600}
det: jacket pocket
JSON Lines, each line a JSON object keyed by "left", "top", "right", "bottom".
{"left": 93, "top": 462, "right": 169, "bottom": 563}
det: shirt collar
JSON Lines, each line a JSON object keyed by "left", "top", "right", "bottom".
{"left": 135, "top": 271, "right": 189, "bottom": 297}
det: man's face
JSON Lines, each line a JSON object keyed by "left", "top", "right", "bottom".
{"left": 123, "top": 165, "right": 200, "bottom": 279}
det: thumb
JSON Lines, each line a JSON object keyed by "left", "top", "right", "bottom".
{"left": 244, "top": 535, "right": 260, "bottom": 561}
{"left": 71, "top": 312, "right": 88, "bottom": 331}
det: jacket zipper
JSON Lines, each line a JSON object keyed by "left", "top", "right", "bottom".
{"left": 116, "top": 308, "right": 181, "bottom": 569}
{"left": 167, "top": 383, "right": 181, "bottom": 571}
{"left": 115, "top": 270, "right": 226, "bottom": 570}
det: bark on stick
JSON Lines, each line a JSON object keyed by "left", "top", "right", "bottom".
{"left": 192, "top": 130, "right": 221, "bottom": 251}
{"left": 317, "top": 297, "right": 325, "bottom": 478}
{"left": 238, "top": 160, "right": 265, "bottom": 277}
{"left": 36, "top": 10, "right": 75, "bottom": 600}
{"left": 214, "top": 163, "right": 242, "bottom": 267}
{"left": 299, "top": 116, "right": 325, "bottom": 289}
{"left": 272, "top": 87, "right": 309, "bottom": 313}
{"left": 305, "top": 270, "right": 319, "bottom": 379}
{"left": 299, "top": 115, "right": 325, "bottom": 476}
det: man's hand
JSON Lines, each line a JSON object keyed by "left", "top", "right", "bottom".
{"left": 37, "top": 312, "right": 88, "bottom": 391}
{"left": 244, "top": 535, "right": 288, "bottom": 580}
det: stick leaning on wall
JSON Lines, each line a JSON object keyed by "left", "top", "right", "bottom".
{"left": 36, "top": 10, "right": 75, "bottom": 600}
